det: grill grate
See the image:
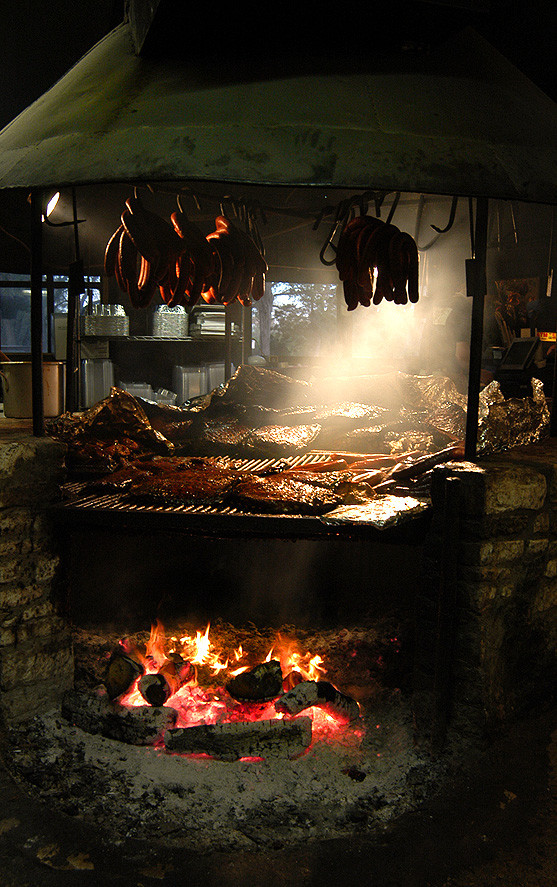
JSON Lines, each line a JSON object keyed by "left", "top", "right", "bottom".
{"left": 53, "top": 452, "right": 431, "bottom": 542}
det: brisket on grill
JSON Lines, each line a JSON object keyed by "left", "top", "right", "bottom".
{"left": 277, "top": 469, "right": 379, "bottom": 503}
{"left": 128, "top": 465, "right": 246, "bottom": 505}
{"left": 184, "top": 418, "right": 252, "bottom": 454}
{"left": 231, "top": 474, "right": 343, "bottom": 514}
{"left": 88, "top": 456, "right": 238, "bottom": 491}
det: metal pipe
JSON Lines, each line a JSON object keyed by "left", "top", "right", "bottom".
{"left": 30, "top": 189, "right": 44, "bottom": 436}
{"left": 65, "top": 189, "right": 82, "bottom": 411}
{"left": 465, "top": 197, "right": 489, "bottom": 461}
{"left": 242, "top": 305, "right": 252, "bottom": 365}
{"left": 224, "top": 304, "right": 232, "bottom": 380}
{"left": 431, "top": 475, "right": 461, "bottom": 750}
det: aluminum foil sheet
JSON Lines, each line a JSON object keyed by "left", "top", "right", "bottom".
{"left": 321, "top": 495, "right": 430, "bottom": 529}
{"left": 49, "top": 387, "right": 174, "bottom": 452}
{"left": 477, "top": 377, "right": 550, "bottom": 455}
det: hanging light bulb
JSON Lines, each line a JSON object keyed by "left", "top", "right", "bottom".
{"left": 41, "top": 191, "right": 60, "bottom": 222}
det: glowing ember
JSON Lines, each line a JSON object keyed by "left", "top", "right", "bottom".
{"left": 117, "top": 621, "right": 360, "bottom": 744}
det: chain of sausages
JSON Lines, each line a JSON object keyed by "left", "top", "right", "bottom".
{"left": 104, "top": 194, "right": 267, "bottom": 310}
{"left": 335, "top": 215, "right": 420, "bottom": 310}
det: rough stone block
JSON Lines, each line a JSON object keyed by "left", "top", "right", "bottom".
{"left": 0, "top": 633, "right": 73, "bottom": 690}
{"left": 544, "top": 560, "right": 557, "bottom": 579}
{"left": 531, "top": 581, "right": 557, "bottom": 612}
{"left": 14, "top": 614, "right": 69, "bottom": 645}
{"left": 431, "top": 462, "right": 487, "bottom": 519}
{"left": 485, "top": 467, "right": 546, "bottom": 513}
{"left": 0, "top": 558, "right": 33, "bottom": 585}
{"left": 0, "top": 537, "right": 33, "bottom": 559}
{"left": 533, "top": 512, "right": 550, "bottom": 534}
{"left": 0, "top": 438, "right": 65, "bottom": 509}
{"left": 20, "top": 599, "right": 56, "bottom": 623}
{"left": 0, "top": 670, "right": 74, "bottom": 723}
{"left": 33, "top": 553, "right": 60, "bottom": 583}
{"left": 525, "top": 538, "right": 549, "bottom": 557}
{"left": 0, "top": 508, "right": 34, "bottom": 537}
{"left": 0, "top": 583, "right": 48, "bottom": 613}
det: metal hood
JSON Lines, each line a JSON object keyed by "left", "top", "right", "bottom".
{"left": 0, "top": 21, "right": 556, "bottom": 202}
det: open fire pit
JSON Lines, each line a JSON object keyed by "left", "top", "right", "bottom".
{"left": 4, "top": 616, "right": 445, "bottom": 852}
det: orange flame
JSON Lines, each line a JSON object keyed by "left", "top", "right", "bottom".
{"left": 272, "top": 634, "right": 327, "bottom": 682}
{"left": 145, "top": 619, "right": 168, "bottom": 670}
{"left": 178, "top": 623, "right": 230, "bottom": 674}
{"left": 118, "top": 621, "right": 355, "bottom": 745}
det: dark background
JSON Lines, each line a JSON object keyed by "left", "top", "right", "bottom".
{"left": 0, "top": 0, "right": 555, "bottom": 133}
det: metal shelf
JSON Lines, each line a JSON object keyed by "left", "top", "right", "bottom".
{"left": 81, "top": 335, "right": 242, "bottom": 342}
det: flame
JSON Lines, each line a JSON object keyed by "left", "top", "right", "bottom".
{"left": 145, "top": 619, "right": 168, "bottom": 670}
{"left": 118, "top": 621, "right": 356, "bottom": 746}
{"left": 179, "top": 623, "right": 229, "bottom": 674}
{"left": 272, "top": 634, "right": 327, "bottom": 682}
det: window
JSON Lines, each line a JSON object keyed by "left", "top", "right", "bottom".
{"left": 253, "top": 281, "right": 338, "bottom": 361}
{"left": 0, "top": 273, "right": 101, "bottom": 353}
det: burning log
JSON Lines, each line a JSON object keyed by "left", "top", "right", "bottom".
{"left": 274, "top": 680, "right": 361, "bottom": 723}
{"left": 61, "top": 688, "right": 177, "bottom": 745}
{"left": 226, "top": 659, "right": 283, "bottom": 701}
{"left": 103, "top": 648, "right": 144, "bottom": 700}
{"left": 138, "top": 654, "right": 192, "bottom": 706}
{"left": 164, "top": 716, "right": 312, "bottom": 761}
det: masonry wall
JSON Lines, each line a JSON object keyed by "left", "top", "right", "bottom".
{"left": 415, "top": 440, "right": 557, "bottom": 744}
{"left": 0, "top": 436, "right": 73, "bottom": 724}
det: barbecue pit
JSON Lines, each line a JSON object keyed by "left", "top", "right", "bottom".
{"left": 0, "top": 0, "right": 557, "bottom": 861}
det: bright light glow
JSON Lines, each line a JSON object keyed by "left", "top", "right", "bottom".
{"left": 41, "top": 191, "right": 60, "bottom": 222}
{"left": 46, "top": 192, "right": 60, "bottom": 216}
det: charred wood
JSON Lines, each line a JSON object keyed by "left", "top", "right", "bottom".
{"left": 138, "top": 655, "right": 192, "bottom": 706}
{"left": 164, "top": 716, "right": 312, "bottom": 760}
{"left": 226, "top": 659, "right": 283, "bottom": 701}
{"left": 103, "top": 649, "right": 144, "bottom": 700}
{"left": 275, "top": 680, "right": 361, "bottom": 723}
{"left": 61, "top": 687, "right": 177, "bottom": 745}
{"left": 282, "top": 670, "right": 304, "bottom": 692}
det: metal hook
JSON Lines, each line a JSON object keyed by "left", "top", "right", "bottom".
{"left": 468, "top": 197, "right": 475, "bottom": 256}
{"left": 431, "top": 195, "right": 458, "bottom": 234}
{"left": 386, "top": 192, "right": 401, "bottom": 225}
{"left": 177, "top": 187, "right": 201, "bottom": 213}
{"left": 374, "top": 192, "right": 386, "bottom": 218}
{"left": 318, "top": 197, "right": 353, "bottom": 265}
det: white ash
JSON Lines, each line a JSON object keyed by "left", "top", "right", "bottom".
{"left": 5, "top": 694, "right": 451, "bottom": 853}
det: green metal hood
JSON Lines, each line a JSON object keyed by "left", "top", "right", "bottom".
{"left": 0, "top": 22, "right": 556, "bottom": 203}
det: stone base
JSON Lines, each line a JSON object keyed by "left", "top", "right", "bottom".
{"left": 0, "top": 434, "right": 72, "bottom": 726}
{"left": 415, "top": 439, "right": 557, "bottom": 742}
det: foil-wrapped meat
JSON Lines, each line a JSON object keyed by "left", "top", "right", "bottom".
{"left": 242, "top": 423, "right": 322, "bottom": 456}
{"left": 384, "top": 431, "right": 436, "bottom": 455}
{"left": 181, "top": 418, "right": 252, "bottom": 455}
{"left": 333, "top": 426, "right": 389, "bottom": 453}
{"left": 209, "top": 364, "right": 312, "bottom": 410}
{"left": 279, "top": 469, "right": 380, "bottom": 503}
{"left": 313, "top": 402, "right": 390, "bottom": 424}
{"left": 426, "top": 402, "right": 467, "bottom": 440}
